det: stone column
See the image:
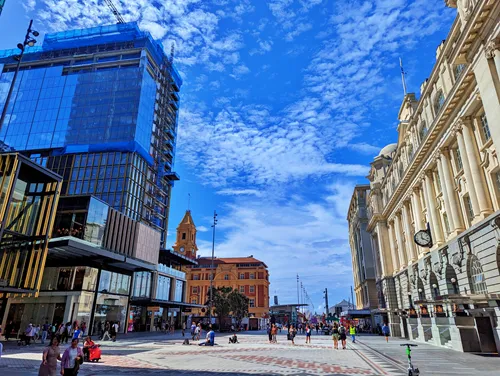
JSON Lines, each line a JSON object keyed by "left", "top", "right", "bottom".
{"left": 460, "top": 118, "right": 493, "bottom": 218}
{"left": 388, "top": 221, "right": 400, "bottom": 273}
{"left": 456, "top": 127, "right": 480, "bottom": 216}
{"left": 375, "top": 222, "right": 392, "bottom": 277}
{"left": 436, "top": 153, "right": 455, "bottom": 234}
{"left": 440, "top": 148, "right": 465, "bottom": 232}
{"left": 473, "top": 41, "right": 500, "bottom": 152}
{"left": 411, "top": 187, "right": 424, "bottom": 231}
{"left": 402, "top": 202, "right": 417, "bottom": 263}
{"left": 394, "top": 213, "right": 407, "bottom": 269}
{"left": 423, "top": 172, "right": 444, "bottom": 246}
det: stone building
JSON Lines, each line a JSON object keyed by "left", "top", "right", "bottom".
{"left": 347, "top": 186, "right": 379, "bottom": 315}
{"left": 356, "top": 0, "right": 500, "bottom": 352}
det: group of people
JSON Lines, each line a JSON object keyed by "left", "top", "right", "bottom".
{"left": 2, "top": 321, "right": 90, "bottom": 347}
{"left": 97, "top": 321, "right": 120, "bottom": 342}
{"left": 38, "top": 335, "right": 99, "bottom": 376}
{"left": 155, "top": 320, "right": 176, "bottom": 334}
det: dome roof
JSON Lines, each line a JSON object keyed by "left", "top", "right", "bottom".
{"left": 378, "top": 143, "right": 397, "bottom": 158}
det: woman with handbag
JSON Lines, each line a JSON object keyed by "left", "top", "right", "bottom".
{"left": 60, "top": 338, "right": 83, "bottom": 376}
{"left": 39, "top": 337, "right": 62, "bottom": 376}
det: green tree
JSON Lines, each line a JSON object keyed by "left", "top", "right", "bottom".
{"left": 228, "top": 289, "right": 249, "bottom": 329}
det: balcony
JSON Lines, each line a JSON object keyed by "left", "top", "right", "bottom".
{"left": 158, "top": 264, "right": 186, "bottom": 279}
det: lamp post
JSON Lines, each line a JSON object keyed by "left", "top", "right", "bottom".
{"left": 0, "top": 19, "right": 39, "bottom": 131}
{"left": 208, "top": 210, "right": 217, "bottom": 325}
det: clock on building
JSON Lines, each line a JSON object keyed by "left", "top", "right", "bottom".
{"left": 180, "top": 246, "right": 185, "bottom": 252}
{"left": 414, "top": 225, "right": 433, "bottom": 248}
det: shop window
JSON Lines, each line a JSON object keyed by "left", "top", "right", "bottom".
{"left": 468, "top": 255, "right": 487, "bottom": 294}
{"left": 480, "top": 114, "right": 491, "bottom": 142}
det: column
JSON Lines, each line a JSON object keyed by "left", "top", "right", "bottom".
{"left": 440, "top": 148, "right": 465, "bottom": 231}
{"left": 387, "top": 221, "right": 400, "bottom": 273}
{"left": 461, "top": 118, "right": 493, "bottom": 218}
{"left": 423, "top": 172, "right": 444, "bottom": 246}
{"left": 411, "top": 186, "right": 429, "bottom": 255}
{"left": 394, "top": 213, "right": 407, "bottom": 269}
{"left": 376, "top": 222, "right": 392, "bottom": 276}
{"left": 402, "top": 202, "right": 417, "bottom": 263}
{"left": 456, "top": 128, "right": 480, "bottom": 216}
{"left": 436, "top": 153, "right": 455, "bottom": 234}
{"left": 473, "top": 42, "right": 500, "bottom": 152}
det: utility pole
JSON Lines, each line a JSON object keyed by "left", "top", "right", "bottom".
{"left": 208, "top": 210, "right": 217, "bottom": 324}
{"left": 296, "top": 274, "right": 299, "bottom": 323}
{"left": 324, "top": 288, "right": 329, "bottom": 316}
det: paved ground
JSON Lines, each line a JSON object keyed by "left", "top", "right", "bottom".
{"left": 0, "top": 330, "right": 499, "bottom": 375}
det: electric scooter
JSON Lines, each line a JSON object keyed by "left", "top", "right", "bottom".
{"left": 400, "top": 343, "right": 419, "bottom": 376}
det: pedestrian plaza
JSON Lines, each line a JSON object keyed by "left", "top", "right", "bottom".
{"left": 1, "top": 330, "right": 499, "bottom": 375}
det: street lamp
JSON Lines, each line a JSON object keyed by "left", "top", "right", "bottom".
{"left": 208, "top": 210, "right": 217, "bottom": 325}
{"left": 0, "top": 20, "right": 39, "bottom": 131}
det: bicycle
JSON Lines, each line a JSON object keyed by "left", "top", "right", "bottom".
{"left": 400, "top": 343, "right": 419, "bottom": 376}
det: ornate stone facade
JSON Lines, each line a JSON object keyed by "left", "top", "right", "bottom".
{"left": 356, "top": 0, "right": 500, "bottom": 352}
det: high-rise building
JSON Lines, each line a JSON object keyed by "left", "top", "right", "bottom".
{"left": 0, "top": 22, "right": 181, "bottom": 246}
{"left": 350, "top": 0, "right": 500, "bottom": 353}
{"left": 0, "top": 1, "right": 5, "bottom": 17}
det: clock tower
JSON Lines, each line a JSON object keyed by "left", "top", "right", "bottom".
{"left": 172, "top": 210, "right": 198, "bottom": 259}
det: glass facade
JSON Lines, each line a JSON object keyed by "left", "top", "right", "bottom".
{"left": 0, "top": 22, "right": 182, "bottom": 245}
{"left": 174, "top": 280, "right": 184, "bottom": 302}
{"left": 156, "top": 275, "right": 171, "bottom": 301}
{"left": 132, "top": 271, "right": 151, "bottom": 298}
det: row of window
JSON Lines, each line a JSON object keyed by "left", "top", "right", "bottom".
{"left": 192, "top": 272, "right": 258, "bottom": 280}
{"left": 191, "top": 285, "right": 257, "bottom": 294}
{"left": 190, "top": 297, "right": 256, "bottom": 307}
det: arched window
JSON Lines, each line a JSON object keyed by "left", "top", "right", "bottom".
{"left": 434, "top": 90, "right": 445, "bottom": 114}
{"left": 429, "top": 272, "right": 440, "bottom": 299}
{"left": 454, "top": 64, "right": 466, "bottom": 80}
{"left": 468, "top": 255, "right": 487, "bottom": 294}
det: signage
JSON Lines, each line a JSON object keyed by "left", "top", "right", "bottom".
{"left": 147, "top": 306, "right": 160, "bottom": 312}
{"left": 183, "top": 308, "right": 192, "bottom": 313}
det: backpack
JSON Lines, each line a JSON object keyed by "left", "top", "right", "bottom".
{"left": 339, "top": 326, "right": 346, "bottom": 334}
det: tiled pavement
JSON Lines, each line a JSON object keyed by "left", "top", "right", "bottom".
{"left": 1, "top": 331, "right": 498, "bottom": 375}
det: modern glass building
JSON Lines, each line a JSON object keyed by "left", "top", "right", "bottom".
{"left": 0, "top": 23, "right": 181, "bottom": 246}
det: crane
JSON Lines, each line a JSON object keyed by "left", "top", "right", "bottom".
{"left": 104, "top": 0, "right": 125, "bottom": 24}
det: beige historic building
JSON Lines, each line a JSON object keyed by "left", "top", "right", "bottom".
{"left": 352, "top": 0, "right": 500, "bottom": 352}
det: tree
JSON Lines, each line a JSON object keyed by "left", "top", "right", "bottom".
{"left": 228, "top": 289, "right": 249, "bottom": 329}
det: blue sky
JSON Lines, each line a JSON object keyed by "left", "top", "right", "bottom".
{"left": 0, "top": 0, "right": 455, "bottom": 312}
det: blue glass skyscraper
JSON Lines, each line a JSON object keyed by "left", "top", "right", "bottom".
{"left": 0, "top": 23, "right": 181, "bottom": 246}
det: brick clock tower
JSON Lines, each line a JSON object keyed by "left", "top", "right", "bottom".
{"left": 172, "top": 210, "right": 198, "bottom": 259}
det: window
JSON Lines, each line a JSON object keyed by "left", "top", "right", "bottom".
{"left": 192, "top": 286, "right": 199, "bottom": 294}
{"left": 182, "top": 233, "right": 186, "bottom": 240}
{"left": 464, "top": 195, "right": 474, "bottom": 224}
{"left": 239, "top": 286, "right": 245, "bottom": 293}
{"left": 480, "top": 114, "right": 491, "bottom": 142}
{"left": 250, "top": 273, "right": 255, "bottom": 279}
{"left": 193, "top": 274, "right": 199, "bottom": 280}
{"left": 249, "top": 286, "right": 255, "bottom": 293}
{"left": 435, "top": 171, "right": 442, "bottom": 192}
{"left": 494, "top": 172, "right": 500, "bottom": 204}
{"left": 419, "top": 122, "right": 427, "bottom": 142}
{"left": 224, "top": 274, "right": 229, "bottom": 280}
{"left": 455, "top": 148, "right": 463, "bottom": 171}
{"left": 434, "top": 90, "right": 445, "bottom": 114}
{"left": 443, "top": 213, "right": 450, "bottom": 234}
{"left": 454, "top": 64, "right": 466, "bottom": 80}
{"left": 468, "top": 255, "right": 487, "bottom": 294}
{"left": 191, "top": 298, "right": 197, "bottom": 304}
{"left": 408, "top": 144, "right": 414, "bottom": 161}
{"left": 249, "top": 299, "right": 255, "bottom": 308}
{"left": 239, "top": 273, "right": 245, "bottom": 279}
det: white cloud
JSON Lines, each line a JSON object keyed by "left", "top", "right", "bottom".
{"left": 230, "top": 64, "right": 250, "bottom": 79}
{"left": 197, "top": 226, "right": 209, "bottom": 232}
{"left": 217, "top": 189, "right": 263, "bottom": 197}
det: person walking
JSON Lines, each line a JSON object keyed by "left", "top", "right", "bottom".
{"left": 339, "top": 323, "right": 347, "bottom": 349}
{"left": 25, "top": 323, "right": 34, "bottom": 346}
{"left": 101, "top": 322, "right": 111, "bottom": 341}
{"left": 41, "top": 321, "right": 50, "bottom": 345}
{"left": 38, "top": 336, "right": 62, "bottom": 376}
{"left": 315, "top": 323, "right": 319, "bottom": 334}
{"left": 305, "top": 325, "right": 311, "bottom": 344}
{"left": 349, "top": 324, "right": 356, "bottom": 343}
{"left": 72, "top": 326, "right": 82, "bottom": 341}
{"left": 182, "top": 321, "right": 186, "bottom": 337}
{"left": 60, "top": 338, "right": 83, "bottom": 376}
{"left": 190, "top": 322, "right": 196, "bottom": 340}
{"left": 195, "top": 323, "right": 201, "bottom": 341}
{"left": 4, "top": 320, "right": 13, "bottom": 341}
{"left": 288, "top": 325, "right": 296, "bottom": 345}
{"left": 267, "top": 324, "right": 272, "bottom": 343}
{"left": 111, "top": 321, "right": 119, "bottom": 342}
{"left": 271, "top": 324, "right": 278, "bottom": 343}
{"left": 332, "top": 323, "right": 340, "bottom": 349}
{"left": 64, "top": 322, "right": 72, "bottom": 344}
{"left": 382, "top": 323, "right": 390, "bottom": 342}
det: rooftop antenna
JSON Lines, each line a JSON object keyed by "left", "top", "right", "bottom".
{"left": 400, "top": 57, "right": 408, "bottom": 96}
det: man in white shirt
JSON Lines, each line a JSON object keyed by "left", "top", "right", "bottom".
{"left": 112, "top": 322, "right": 119, "bottom": 342}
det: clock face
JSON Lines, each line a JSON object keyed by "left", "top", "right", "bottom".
{"left": 414, "top": 230, "right": 431, "bottom": 247}
{"left": 180, "top": 246, "right": 185, "bottom": 252}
